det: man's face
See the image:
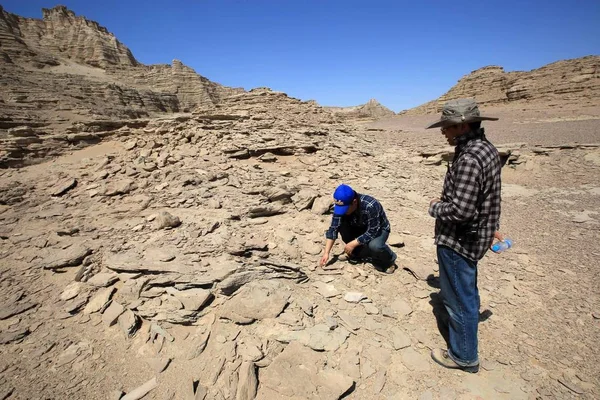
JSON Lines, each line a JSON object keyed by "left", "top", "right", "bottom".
{"left": 441, "top": 124, "right": 464, "bottom": 145}
{"left": 345, "top": 199, "right": 358, "bottom": 215}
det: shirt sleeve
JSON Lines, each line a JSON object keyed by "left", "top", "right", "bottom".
{"left": 357, "top": 203, "right": 381, "bottom": 244}
{"left": 429, "top": 155, "right": 482, "bottom": 222}
{"left": 325, "top": 215, "right": 342, "bottom": 240}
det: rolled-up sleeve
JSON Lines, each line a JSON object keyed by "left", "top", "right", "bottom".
{"left": 325, "top": 215, "right": 342, "bottom": 240}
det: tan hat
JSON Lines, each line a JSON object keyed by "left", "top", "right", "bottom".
{"left": 426, "top": 98, "right": 498, "bottom": 129}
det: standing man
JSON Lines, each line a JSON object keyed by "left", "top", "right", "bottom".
{"left": 427, "top": 99, "right": 503, "bottom": 373}
{"left": 319, "top": 184, "right": 397, "bottom": 274}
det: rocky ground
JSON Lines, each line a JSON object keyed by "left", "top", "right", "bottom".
{"left": 0, "top": 98, "right": 599, "bottom": 400}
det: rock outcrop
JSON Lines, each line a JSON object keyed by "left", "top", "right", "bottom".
{"left": 406, "top": 56, "right": 600, "bottom": 114}
{"left": 0, "top": 5, "right": 138, "bottom": 68}
{"left": 0, "top": 5, "right": 246, "bottom": 167}
{"left": 326, "top": 98, "right": 396, "bottom": 120}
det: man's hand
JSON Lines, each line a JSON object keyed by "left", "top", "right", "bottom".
{"left": 429, "top": 198, "right": 440, "bottom": 207}
{"left": 489, "top": 231, "right": 505, "bottom": 250}
{"left": 319, "top": 252, "right": 330, "bottom": 267}
{"left": 344, "top": 241, "right": 358, "bottom": 256}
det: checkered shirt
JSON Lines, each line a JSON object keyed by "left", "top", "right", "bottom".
{"left": 429, "top": 129, "right": 502, "bottom": 261}
{"left": 326, "top": 193, "right": 391, "bottom": 244}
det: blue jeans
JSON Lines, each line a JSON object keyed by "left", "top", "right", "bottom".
{"left": 366, "top": 230, "right": 397, "bottom": 269}
{"left": 340, "top": 224, "right": 396, "bottom": 268}
{"left": 437, "top": 245, "right": 480, "bottom": 366}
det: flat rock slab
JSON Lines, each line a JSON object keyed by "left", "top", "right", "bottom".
{"left": 0, "top": 327, "right": 30, "bottom": 344}
{"left": 313, "top": 281, "right": 340, "bottom": 298}
{"left": 390, "top": 298, "right": 413, "bottom": 317}
{"left": 391, "top": 327, "right": 411, "bottom": 350}
{"left": 146, "top": 357, "right": 171, "bottom": 374}
{"left": 237, "top": 361, "right": 258, "bottom": 400}
{"left": 401, "top": 347, "right": 431, "bottom": 372}
{"left": 344, "top": 292, "right": 366, "bottom": 303}
{"left": 102, "top": 301, "right": 125, "bottom": 326}
{"left": 105, "top": 252, "right": 238, "bottom": 283}
{"left": 165, "top": 287, "right": 213, "bottom": 311}
{"left": 60, "top": 282, "right": 83, "bottom": 301}
{"left": 83, "top": 287, "right": 115, "bottom": 314}
{"left": 221, "top": 280, "right": 290, "bottom": 324}
{"left": 258, "top": 341, "right": 354, "bottom": 400}
{"left": 248, "top": 205, "right": 284, "bottom": 218}
{"left": 103, "top": 179, "right": 134, "bottom": 196}
{"left": 337, "top": 311, "right": 360, "bottom": 331}
{"left": 42, "top": 244, "right": 92, "bottom": 270}
{"left": 50, "top": 177, "right": 77, "bottom": 196}
{"left": 104, "top": 251, "right": 188, "bottom": 274}
{"left": 278, "top": 324, "right": 350, "bottom": 351}
{"left": 87, "top": 272, "right": 119, "bottom": 287}
{"left": 0, "top": 301, "right": 37, "bottom": 320}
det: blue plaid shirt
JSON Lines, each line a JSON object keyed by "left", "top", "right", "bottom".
{"left": 325, "top": 194, "right": 391, "bottom": 244}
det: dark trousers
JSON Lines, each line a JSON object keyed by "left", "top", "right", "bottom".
{"left": 339, "top": 221, "right": 396, "bottom": 268}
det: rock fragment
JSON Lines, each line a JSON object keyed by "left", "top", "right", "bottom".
{"left": 121, "top": 377, "right": 158, "bottom": 400}
{"left": 50, "top": 177, "right": 77, "bottom": 196}
{"left": 155, "top": 211, "right": 181, "bottom": 229}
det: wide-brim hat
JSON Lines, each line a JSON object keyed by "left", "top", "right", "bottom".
{"left": 426, "top": 98, "right": 498, "bottom": 129}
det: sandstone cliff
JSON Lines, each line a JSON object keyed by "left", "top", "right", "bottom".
{"left": 0, "top": 5, "right": 241, "bottom": 122}
{"left": 406, "top": 56, "right": 600, "bottom": 114}
{"left": 326, "top": 99, "right": 396, "bottom": 120}
{"left": 0, "top": 5, "right": 138, "bottom": 68}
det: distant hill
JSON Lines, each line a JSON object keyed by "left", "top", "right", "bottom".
{"left": 405, "top": 56, "right": 600, "bottom": 115}
{"left": 325, "top": 99, "right": 396, "bottom": 120}
{"left": 0, "top": 4, "right": 242, "bottom": 124}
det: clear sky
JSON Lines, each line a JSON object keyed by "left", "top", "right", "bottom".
{"left": 2, "top": 0, "right": 600, "bottom": 111}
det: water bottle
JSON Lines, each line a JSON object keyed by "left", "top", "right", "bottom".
{"left": 491, "top": 238, "right": 513, "bottom": 253}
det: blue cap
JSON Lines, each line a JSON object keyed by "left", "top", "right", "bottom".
{"left": 333, "top": 184, "right": 355, "bottom": 215}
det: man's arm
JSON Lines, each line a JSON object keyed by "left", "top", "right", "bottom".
{"left": 429, "top": 156, "right": 482, "bottom": 222}
{"left": 321, "top": 216, "right": 341, "bottom": 266}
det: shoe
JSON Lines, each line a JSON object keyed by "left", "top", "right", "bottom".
{"left": 431, "top": 349, "right": 479, "bottom": 373}
{"left": 374, "top": 263, "right": 397, "bottom": 274}
{"left": 338, "top": 253, "right": 361, "bottom": 264}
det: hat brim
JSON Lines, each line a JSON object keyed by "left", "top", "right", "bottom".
{"left": 333, "top": 204, "right": 350, "bottom": 215}
{"left": 426, "top": 115, "right": 499, "bottom": 129}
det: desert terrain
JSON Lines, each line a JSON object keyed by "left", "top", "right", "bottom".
{"left": 1, "top": 5, "right": 599, "bottom": 400}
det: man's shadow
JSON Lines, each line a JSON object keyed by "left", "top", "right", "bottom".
{"left": 426, "top": 273, "right": 493, "bottom": 347}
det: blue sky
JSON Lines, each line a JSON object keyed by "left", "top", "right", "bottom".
{"left": 3, "top": 0, "right": 600, "bottom": 111}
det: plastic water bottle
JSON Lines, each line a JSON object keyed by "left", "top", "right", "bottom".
{"left": 491, "top": 238, "right": 513, "bottom": 253}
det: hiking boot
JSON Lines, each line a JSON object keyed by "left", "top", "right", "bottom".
{"left": 374, "top": 263, "right": 397, "bottom": 274}
{"left": 338, "top": 253, "right": 360, "bottom": 264}
{"left": 431, "top": 349, "right": 479, "bottom": 373}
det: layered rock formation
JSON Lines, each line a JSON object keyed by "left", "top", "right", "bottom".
{"left": 0, "top": 5, "right": 245, "bottom": 166}
{"left": 326, "top": 98, "right": 396, "bottom": 120}
{"left": 0, "top": 5, "right": 137, "bottom": 68}
{"left": 406, "top": 56, "right": 600, "bottom": 114}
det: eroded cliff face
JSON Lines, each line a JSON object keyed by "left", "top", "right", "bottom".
{"left": 406, "top": 56, "right": 600, "bottom": 114}
{"left": 0, "top": 5, "right": 138, "bottom": 68}
{"left": 0, "top": 5, "right": 248, "bottom": 166}
{"left": 0, "top": 5, "right": 242, "bottom": 119}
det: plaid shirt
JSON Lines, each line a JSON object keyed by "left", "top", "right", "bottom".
{"left": 429, "top": 129, "right": 502, "bottom": 261}
{"left": 326, "top": 194, "right": 391, "bottom": 244}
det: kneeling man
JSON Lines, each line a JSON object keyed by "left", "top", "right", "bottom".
{"left": 319, "top": 184, "right": 397, "bottom": 274}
